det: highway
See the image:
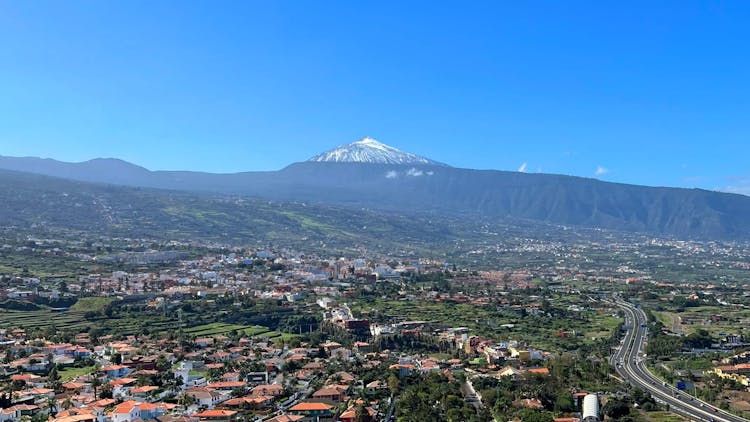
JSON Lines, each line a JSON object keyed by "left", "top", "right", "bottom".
{"left": 611, "top": 300, "right": 749, "bottom": 422}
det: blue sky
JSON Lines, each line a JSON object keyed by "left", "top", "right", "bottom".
{"left": 1, "top": 1, "right": 749, "bottom": 193}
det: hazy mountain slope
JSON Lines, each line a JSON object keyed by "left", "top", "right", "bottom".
{"left": 0, "top": 156, "right": 154, "bottom": 186}
{"left": 261, "top": 163, "right": 750, "bottom": 240}
{"left": 0, "top": 169, "right": 465, "bottom": 252}
{"left": 3, "top": 148, "right": 750, "bottom": 240}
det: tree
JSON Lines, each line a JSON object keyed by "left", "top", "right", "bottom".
{"left": 179, "top": 392, "right": 196, "bottom": 407}
{"left": 61, "top": 397, "right": 74, "bottom": 410}
{"left": 91, "top": 377, "right": 102, "bottom": 400}
{"left": 155, "top": 355, "right": 169, "bottom": 371}
{"left": 603, "top": 397, "right": 631, "bottom": 420}
{"left": 45, "top": 396, "right": 57, "bottom": 417}
{"left": 519, "top": 409, "right": 554, "bottom": 422}
{"left": 554, "top": 392, "right": 576, "bottom": 413}
{"left": 136, "top": 374, "right": 152, "bottom": 387}
{"left": 0, "top": 393, "right": 11, "bottom": 409}
{"left": 99, "top": 382, "right": 113, "bottom": 399}
{"left": 10, "top": 379, "right": 26, "bottom": 392}
{"left": 354, "top": 402, "right": 371, "bottom": 422}
{"left": 47, "top": 366, "right": 62, "bottom": 393}
{"left": 684, "top": 330, "right": 714, "bottom": 349}
{"left": 388, "top": 374, "right": 399, "bottom": 395}
{"left": 231, "top": 387, "right": 248, "bottom": 398}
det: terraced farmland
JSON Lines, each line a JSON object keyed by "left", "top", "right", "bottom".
{"left": 94, "top": 316, "right": 181, "bottom": 336}
{"left": 181, "top": 322, "right": 299, "bottom": 341}
{"left": 183, "top": 322, "right": 266, "bottom": 336}
{"left": 0, "top": 308, "right": 88, "bottom": 331}
{"left": 0, "top": 308, "right": 179, "bottom": 336}
{"left": 0, "top": 308, "right": 301, "bottom": 341}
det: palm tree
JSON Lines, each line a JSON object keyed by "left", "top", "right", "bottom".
{"left": 45, "top": 396, "right": 57, "bottom": 416}
{"left": 91, "top": 377, "right": 102, "bottom": 400}
{"left": 178, "top": 392, "right": 196, "bottom": 407}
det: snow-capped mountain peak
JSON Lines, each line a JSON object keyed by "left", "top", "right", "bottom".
{"left": 308, "top": 137, "right": 444, "bottom": 165}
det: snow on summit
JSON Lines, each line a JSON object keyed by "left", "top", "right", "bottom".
{"left": 308, "top": 137, "right": 444, "bottom": 165}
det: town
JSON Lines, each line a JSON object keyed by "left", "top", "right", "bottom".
{"left": 1, "top": 231, "right": 750, "bottom": 422}
{"left": 3, "top": 1, "right": 750, "bottom": 421}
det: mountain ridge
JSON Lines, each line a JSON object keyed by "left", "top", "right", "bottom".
{"left": 2, "top": 140, "right": 750, "bottom": 240}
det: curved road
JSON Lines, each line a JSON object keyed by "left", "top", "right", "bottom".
{"left": 612, "top": 300, "right": 748, "bottom": 422}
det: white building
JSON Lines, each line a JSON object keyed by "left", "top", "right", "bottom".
{"left": 583, "top": 394, "right": 599, "bottom": 422}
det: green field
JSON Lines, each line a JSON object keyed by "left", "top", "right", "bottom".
{"left": 70, "top": 297, "right": 114, "bottom": 313}
{"left": 653, "top": 305, "right": 750, "bottom": 338}
{"left": 642, "top": 411, "right": 688, "bottom": 422}
{"left": 350, "top": 295, "right": 620, "bottom": 353}
{"left": 59, "top": 365, "right": 96, "bottom": 382}
{"left": 180, "top": 322, "right": 300, "bottom": 342}
{"left": 255, "top": 331, "right": 299, "bottom": 340}
{"left": 652, "top": 310, "right": 677, "bottom": 330}
{"left": 584, "top": 315, "right": 622, "bottom": 340}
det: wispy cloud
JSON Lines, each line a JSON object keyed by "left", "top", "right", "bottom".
{"left": 682, "top": 176, "right": 705, "bottom": 184}
{"left": 385, "top": 170, "right": 398, "bottom": 179}
{"left": 594, "top": 165, "right": 609, "bottom": 176}
{"left": 518, "top": 162, "right": 527, "bottom": 173}
{"left": 718, "top": 185, "right": 750, "bottom": 196}
{"left": 406, "top": 168, "right": 424, "bottom": 177}
{"left": 717, "top": 176, "right": 750, "bottom": 196}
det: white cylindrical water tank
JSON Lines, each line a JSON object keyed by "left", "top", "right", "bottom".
{"left": 583, "top": 394, "right": 599, "bottom": 422}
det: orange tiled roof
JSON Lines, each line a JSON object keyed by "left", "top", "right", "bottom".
{"left": 340, "top": 406, "right": 376, "bottom": 418}
{"left": 86, "top": 398, "right": 116, "bottom": 407}
{"left": 51, "top": 415, "right": 98, "bottom": 422}
{"left": 267, "top": 415, "right": 304, "bottom": 422}
{"left": 207, "top": 381, "right": 246, "bottom": 389}
{"left": 192, "top": 409, "right": 237, "bottom": 417}
{"left": 131, "top": 385, "right": 159, "bottom": 394}
{"left": 110, "top": 377, "right": 137, "bottom": 386}
{"left": 289, "top": 402, "right": 333, "bottom": 411}
{"left": 112, "top": 400, "right": 139, "bottom": 414}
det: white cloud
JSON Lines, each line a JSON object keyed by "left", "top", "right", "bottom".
{"left": 718, "top": 177, "right": 750, "bottom": 196}
{"left": 719, "top": 186, "right": 750, "bottom": 196}
{"left": 518, "top": 162, "right": 527, "bottom": 173}
{"left": 682, "top": 176, "right": 705, "bottom": 184}
{"left": 385, "top": 170, "right": 398, "bottom": 179}
{"left": 594, "top": 165, "right": 609, "bottom": 176}
{"left": 406, "top": 168, "right": 424, "bottom": 177}
{"left": 426, "top": 171, "right": 434, "bottom": 176}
